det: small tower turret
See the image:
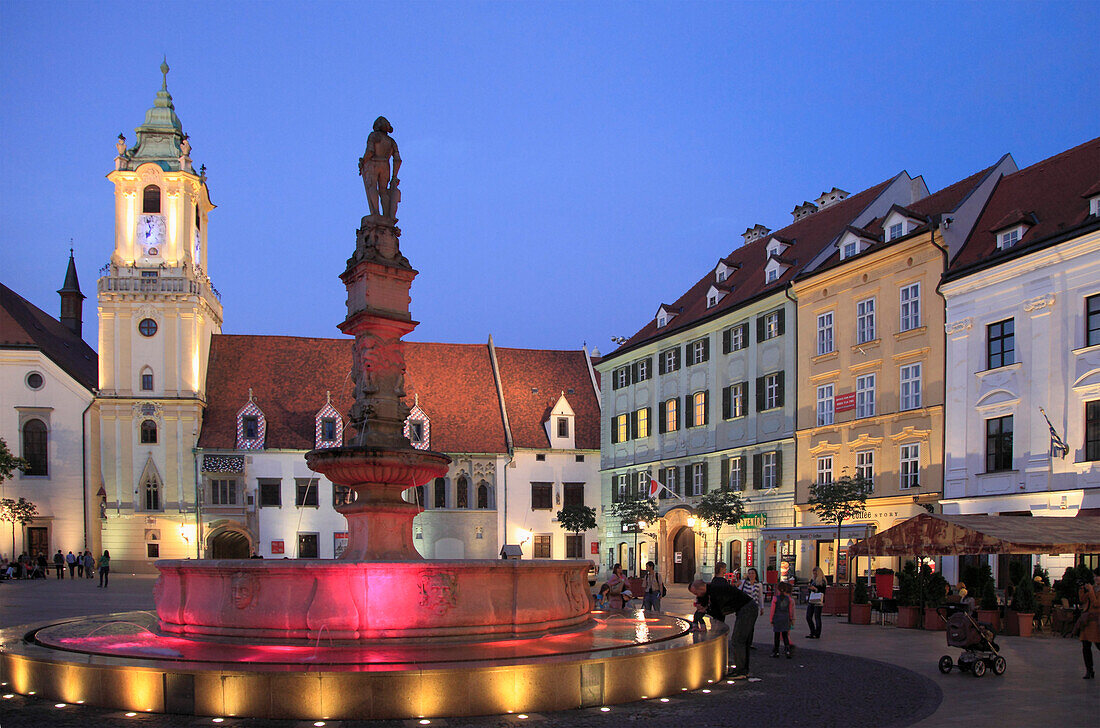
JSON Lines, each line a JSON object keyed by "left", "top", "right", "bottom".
{"left": 58, "top": 247, "right": 84, "bottom": 337}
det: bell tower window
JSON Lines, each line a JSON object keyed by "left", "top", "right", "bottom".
{"left": 142, "top": 185, "right": 161, "bottom": 214}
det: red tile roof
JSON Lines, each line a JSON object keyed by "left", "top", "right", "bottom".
{"left": 950, "top": 137, "right": 1100, "bottom": 273}
{"left": 197, "top": 335, "right": 598, "bottom": 454}
{"left": 1, "top": 283, "right": 97, "bottom": 391}
{"left": 603, "top": 176, "right": 899, "bottom": 360}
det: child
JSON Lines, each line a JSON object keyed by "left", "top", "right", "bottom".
{"left": 690, "top": 595, "right": 708, "bottom": 632}
{"left": 620, "top": 587, "right": 635, "bottom": 607}
{"left": 595, "top": 583, "right": 611, "bottom": 609}
{"left": 771, "top": 581, "right": 795, "bottom": 658}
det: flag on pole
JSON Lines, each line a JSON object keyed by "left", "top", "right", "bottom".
{"left": 649, "top": 472, "right": 684, "bottom": 501}
{"left": 1039, "top": 407, "right": 1069, "bottom": 459}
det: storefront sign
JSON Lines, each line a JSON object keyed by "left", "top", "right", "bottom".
{"left": 621, "top": 522, "right": 640, "bottom": 533}
{"left": 270, "top": 540, "right": 284, "bottom": 554}
{"left": 835, "top": 392, "right": 856, "bottom": 412}
{"left": 334, "top": 532, "right": 349, "bottom": 559}
{"left": 738, "top": 513, "right": 767, "bottom": 529}
{"left": 746, "top": 540, "right": 755, "bottom": 568}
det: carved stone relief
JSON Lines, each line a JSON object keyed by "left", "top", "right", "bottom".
{"left": 418, "top": 571, "right": 458, "bottom": 616}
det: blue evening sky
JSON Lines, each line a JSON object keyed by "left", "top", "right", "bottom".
{"left": 2, "top": 2, "right": 1096, "bottom": 356}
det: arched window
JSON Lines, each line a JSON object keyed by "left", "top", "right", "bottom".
{"left": 142, "top": 184, "right": 161, "bottom": 213}
{"left": 140, "top": 367, "right": 154, "bottom": 391}
{"left": 144, "top": 472, "right": 161, "bottom": 511}
{"left": 433, "top": 477, "right": 447, "bottom": 508}
{"left": 456, "top": 476, "right": 469, "bottom": 509}
{"left": 140, "top": 419, "right": 158, "bottom": 444}
{"left": 477, "top": 481, "right": 490, "bottom": 509}
{"left": 195, "top": 204, "right": 201, "bottom": 229}
{"left": 414, "top": 485, "right": 425, "bottom": 508}
{"left": 22, "top": 419, "right": 48, "bottom": 475}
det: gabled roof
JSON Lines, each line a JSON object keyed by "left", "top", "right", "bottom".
{"left": 0, "top": 283, "right": 97, "bottom": 391}
{"left": 603, "top": 176, "right": 899, "bottom": 359}
{"left": 950, "top": 136, "right": 1100, "bottom": 273}
{"left": 197, "top": 335, "right": 598, "bottom": 454}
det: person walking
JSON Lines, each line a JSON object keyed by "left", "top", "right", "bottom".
{"left": 689, "top": 576, "right": 758, "bottom": 679}
{"left": 771, "top": 581, "right": 796, "bottom": 658}
{"left": 1079, "top": 568, "right": 1100, "bottom": 679}
{"left": 83, "top": 550, "right": 95, "bottom": 579}
{"left": 97, "top": 550, "right": 111, "bottom": 588}
{"left": 53, "top": 549, "right": 65, "bottom": 578}
{"left": 740, "top": 567, "right": 766, "bottom": 650}
{"left": 806, "top": 566, "right": 827, "bottom": 639}
{"left": 643, "top": 560, "right": 665, "bottom": 612}
{"left": 66, "top": 550, "right": 77, "bottom": 578}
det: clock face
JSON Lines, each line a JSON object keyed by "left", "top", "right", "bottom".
{"left": 138, "top": 214, "right": 166, "bottom": 257}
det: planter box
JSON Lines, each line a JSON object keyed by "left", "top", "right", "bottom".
{"left": 875, "top": 574, "right": 894, "bottom": 598}
{"left": 1012, "top": 611, "right": 1034, "bottom": 638}
{"left": 850, "top": 602, "right": 872, "bottom": 625}
{"left": 897, "top": 605, "right": 920, "bottom": 629}
{"left": 976, "top": 609, "right": 1000, "bottom": 633}
{"left": 923, "top": 608, "right": 945, "bottom": 631}
{"left": 1004, "top": 611, "right": 1019, "bottom": 636}
{"left": 824, "top": 584, "right": 851, "bottom": 616}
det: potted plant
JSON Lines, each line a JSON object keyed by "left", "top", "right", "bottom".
{"left": 874, "top": 567, "right": 895, "bottom": 598}
{"left": 850, "top": 579, "right": 872, "bottom": 624}
{"left": 922, "top": 569, "right": 948, "bottom": 631}
{"left": 1010, "top": 578, "right": 1036, "bottom": 637}
{"left": 977, "top": 580, "right": 1000, "bottom": 632}
{"left": 896, "top": 561, "right": 920, "bottom": 628}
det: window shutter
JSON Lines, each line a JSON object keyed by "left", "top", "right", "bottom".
{"left": 659, "top": 354, "right": 666, "bottom": 375}
{"left": 658, "top": 402, "right": 667, "bottom": 434}
{"left": 777, "top": 309, "right": 786, "bottom": 336}
{"left": 702, "top": 337, "right": 710, "bottom": 362}
{"left": 752, "top": 454, "right": 762, "bottom": 490}
{"left": 740, "top": 323, "right": 750, "bottom": 349}
{"left": 680, "top": 466, "right": 689, "bottom": 495}
{"left": 702, "top": 390, "right": 710, "bottom": 426}
{"left": 701, "top": 461, "right": 709, "bottom": 494}
{"left": 612, "top": 371, "right": 619, "bottom": 391}
{"left": 774, "top": 450, "right": 783, "bottom": 484}
{"left": 755, "top": 376, "right": 765, "bottom": 412}
{"left": 630, "top": 410, "right": 638, "bottom": 440}
{"left": 757, "top": 316, "right": 766, "bottom": 343}
{"left": 610, "top": 417, "right": 618, "bottom": 444}
{"left": 722, "top": 328, "right": 731, "bottom": 354}
{"left": 644, "top": 407, "right": 651, "bottom": 436}
{"left": 627, "top": 365, "right": 634, "bottom": 386}
{"left": 632, "top": 362, "right": 639, "bottom": 382}
{"left": 684, "top": 395, "right": 693, "bottom": 428}
{"left": 721, "top": 457, "right": 729, "bottom": 491}
{"left": 674, "top": 348, "right": 681, "bottom": 371}
{"left": 611, "top": 478, "right": 620, "bottom": 503}
{"left": 735, "top": 456, "right": 745, "bottom": 490}
{"left": 643, "top": 357, "right": 652, "bottom": 380}
{"left": 777, "top": 371, "right": 786, "bottom": 408}
{"left": 722, "top": 386, "right": 731, "bottom": 419}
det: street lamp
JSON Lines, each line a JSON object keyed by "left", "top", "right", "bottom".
{"left": 686, "top": 516, "right": 696, "bottom": 528}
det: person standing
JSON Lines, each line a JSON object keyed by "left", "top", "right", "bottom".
{"left": 53, "top": 549, "right": 65, "bottom": 578}
{"left": 1079, "top": 568, "right": 1100, "bottom": 679}
{"left": 771, "top": 581, "right": 796, "bottom": 658}
{"left": 741, "top": 567, "right": 766, "bottom": 650}
{"left": 689, "top": 576, "right": 758, "bottom": 679}
{"left": 607, "top": 564, "right": 627, "bottom": 608}
{"left": 97, "top": 550, "right": 111, "bottom": 588}
{"left": 806, "top": 566, "right": 827, "bottom": 639}
{"left": 83, "top": 550, "right": 95, "bottom": 579}
{"left": 643, "top": 561, "right": 665, "bottom": 612}
{"left": 66, "top": 550, "right": 77, "bottom": 578}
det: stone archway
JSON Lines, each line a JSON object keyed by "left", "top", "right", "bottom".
{"left": 209, "top": 529, "right": 251, "bottom": 559}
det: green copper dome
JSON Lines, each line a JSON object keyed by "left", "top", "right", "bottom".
{"left": 123, "top": 59, "right": 186, "bottom": 170}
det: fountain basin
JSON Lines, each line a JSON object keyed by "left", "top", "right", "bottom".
{"left": 154, "top": 559, "right": 593, "bottom": 641}
{"left": 304, "top": 446, "right": 450, "bottom": 494}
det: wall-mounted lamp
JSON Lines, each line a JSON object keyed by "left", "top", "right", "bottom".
{"left": 686, "top": 516, "right": 697, "bottom": 528}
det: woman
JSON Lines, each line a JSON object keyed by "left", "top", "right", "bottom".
{"left": 806, "top": 566, "right": 827, "bottom": 639}
{"left": 606, "top": 564, "right": 627, "bottom": 609}
{"left": 1079, "top": 568, "right": 1100, "bottom": 679}
{"left": 97, "top": 550, "right": 111, "bottom": 588}
{"left": 740, "top": 567, "right": 765, "bottom": 650}
{"left": 643, "top": 560, "right": 664, "bottom": 612}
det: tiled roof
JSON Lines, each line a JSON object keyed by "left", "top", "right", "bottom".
{"left": 604, "top": 176, "right": 898, "bottom": 359}
{"left": 950, "top": 137, "right": 1100, "bottom": 273}
{"left": 493, "top": 347, "right": 601, "bottom": 450}
{"left": 0, "top": 283, "right": 97, "bottom": 391}
{"left": 197, "top": 335, "right": 598, "bottom": 454}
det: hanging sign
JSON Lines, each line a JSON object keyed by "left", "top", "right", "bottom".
{"left": 835, "top": 392, "right": 856, "bottom": 412}
{"left": 674, "top": 552, "right": 683, "bottom": 564}
{"left": 270, "top": 540, "right": 284, "bottom": 555}
{"left": 746, "top": 540, "right": 755, "bottom": 568}
{"left": 590, "top": 541, "right": 599, "bottom": 555}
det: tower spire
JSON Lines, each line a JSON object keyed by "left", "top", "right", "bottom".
{"left": 58, "top": 247, "right": 85, "bottom": 337}
{"left": 161, "top": 57, "right": 169, "bottom": 91}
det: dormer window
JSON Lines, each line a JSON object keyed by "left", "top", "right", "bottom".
{"left": 655, "top": 305, "right": 676, "bottom": 329}
{"left": 657, "top": 315, "right": 667, "bottom": 328}
{"left": 888, "top": 222, "right": 904, "bottom": 240}
{"left": 546, "top": 393, "right": 576, "bottom": 448}
{"left": 404, "top": 399, "right": 431, "bottom": 450}
{"left": 998, "top": 227, "right": 1023, "bottom": 249}
{"left": 705, "top": 285, "right": 727, "bottom": 309}
{"left": 408, "top": 421, "right": 425, "bottom": 443}
{"left": 243, "top": 416, "right": 259, "bottom": 439}
{"left": 235, "top": 395, "right": 266, "bottom": 450}
{"left": 321, "top": 418, "right": 336, "bottom": 441}
{"left": 842, "top": 241, "right": 858, "bottom": 259}
{"left": 1091, "top": 196, "right": 1100, "bottom": 216}
{"left": 717, "top": 269, "right": 727, "bottom": 282}
{"left": 314, "top": 398, "right": 344, "bottom": 448}
{"left": 708, "top": 295, "right": 717, "bottom": 307}
{"left": 767, "top": 269, "right": 779, "bottom": 283}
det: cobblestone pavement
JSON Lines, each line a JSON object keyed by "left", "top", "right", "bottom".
{"left": 1, "top": 577, "right": 1093, "bottom": 727}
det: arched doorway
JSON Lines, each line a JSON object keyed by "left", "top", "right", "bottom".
{"left": 672, "top": 526, "right": 696, "bottom": 583}
{"left": 728, "top": 540, "right": 742, "bottom": 575}
{"left": 210, "top": 530, "right": 250, "bottom": 559}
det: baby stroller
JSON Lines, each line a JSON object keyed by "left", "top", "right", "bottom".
{"left": 938, "top": 609, "right": 1006, "bottom": 678}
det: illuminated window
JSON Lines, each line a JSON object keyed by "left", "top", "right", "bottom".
{"left": 533, "top": 534, "right": 551, "bottom": 558}
{"left": 692, "top": 391, "right": 707, "bottom": 427}
{"left": 636, "top": 407, "right": 649, "bottom": 438}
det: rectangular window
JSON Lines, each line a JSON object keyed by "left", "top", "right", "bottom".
{"left": 727, "top": 323, "right": 748, "bottom": 352}
{"left": 842, "top": 241, "right": 858, "bottom": 259}
{"left": 817, "top": 312, "right": 834, "bottom": 355}
{"left": 900, "top": 283, "right": 921, "bottom": 331}
{"left": 210, "top": 478, "right": 237, "bottom": 506}
{"left": 295, "top": 478, "right": 319, "bottom": 507}
{"left": 987, "top": 319, "right": 1015, "bottom": 369}
{"left": 531, "top": 482, "right": 553, "bottom": 510}
{"left": 321, "top": 417, "right": 337, "bottom": 441}
{"left": 856, "top": 450, "right": 874, "bottom": 487}
{"left": 614, "top": 414, "right": 628, "bottom": 443}
{"left": 1087, "top": 400, "right": 1100, "bottom": 461}
{"left": 565, "top": 534, "right": 584, "bottom": 558}
{"left": 900, "top": 444, "right": 920, "bottom": 489}
{"left": 763, "top": 310, "right": 781, "bottom": 340}
{"left": 258, "top": 478, "right": 281, "bottom": 507}
{"left": 613, "top": 367, "right": 630, "bottom": 389}
{"left": 689, "top": 337, "right": 709, "bottom": 365}
{"left": 633, "top": 358, "right": 651, "bottom": 382}
{"left": 816, "top": 456, "right": 833, "bottom": 485}
{"left": 563, "top": 482, "right": 585, "bottom": 508}
{"left": 147, "top": 543, "right": 160, "bottom": 558}
{"left": 1088, "top": 294, "right": 1100, "bottom": 347}
{"left": 856, "top": 298, "right": 876, "bottom": 343}
{"left": 557, "top": 417, "right": 569, "bottom": 438}
{"left": 664, "top": 398, "right": 679, "bottom": 431}
{"left": 636, "top": 408, "right": 649, "bottom": 438}
{"left": 985, "top": 416, "right": 1014, "bottom": 472}
{"left": 728, "top": 456, "right": 744, "bottom": 490}
{"left": 764, "top": 373, "right": 782, "bottom": 410}
{"left": 762, "top": 451, "right": 778, "bottom": 489}
{"left": 637, "top": 471, "right": 649, "bottom": 498}
{"left": 856, "top": 374, "right": 876, "bottom": 418}
{"left": 692, "top": 463, "right": 705, "bottom": 496}
{"left": 900, "top": 363, "right": 922, "bottom": 411}
{"left": 660, "top": 347, "right": 681, "bottom": 374}
{"left": 889, "top": 222, "right": 904, "bottom": 240}
{"left": 726, "top": 382, "right": 745, "bottom": 418}
{"left": 616, "top": 474, "right": 628, "bottom": 500}
{"left": 999, "top": 229, "right": 1019, "bottom": 248}
{"left": 691, "top": 391, "right": 707, "bottom": 427}
{"left": 533, "top": 534, "right": 551, "bottom": 558}
{"left": 141, "top": 373, "right": 154, "bottom": 391}
{"left": 664, "top": 467, "right": 679, "bottom": 497}
{"left": 408, "top": 421, "right": 425, "bottom": 443}
{"left": 298, "top": 533, "right": 319, "bottom": 558}
{"left": 767, "top": 269, "right": 779, "bottom": 283}
{"left": 816, "top": 384, "right": 834, "bottom": 426}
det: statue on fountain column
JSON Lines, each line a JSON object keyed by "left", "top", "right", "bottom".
{"left": 359, "top": 116, "right": 401, "bottom": 220}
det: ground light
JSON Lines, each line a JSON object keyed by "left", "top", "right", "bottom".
{"left": 659, "top": 698, "right": 669, "bottom": 703}
{"left": 517, "top": 715, "right": 529, "bottom": 719}
{"left": 600, "top": 706, "right": 611, "bottom": 712}
{"left": 125, "top": 712, "right": 137, "bottom": 717}
{"left": 3, "top": 695, "right": 14, "bottom": 700}
{"left": 55, "top": 703, "right": 66, "bottom": 708}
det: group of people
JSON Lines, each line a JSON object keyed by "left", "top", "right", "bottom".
{"left": 2, "top": 549, "right": 112, "bottom": 587}
{"left": 596, "top": 561, "right": 666, "bottom": 610}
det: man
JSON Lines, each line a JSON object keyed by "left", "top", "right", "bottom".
{"left": 643, "top": 561, "right": 664, "bottom": 612}
{"left": 689, "top": 576, "right": 758, "bottom": 679}
{"left": 358, "top": 116, "right": 401, "bottom": 218}
{"left": 66, "top": 550, "right": 76, "bottom": 578}
{"left": 53, "top": 549, "right": 65, "bottom": 578}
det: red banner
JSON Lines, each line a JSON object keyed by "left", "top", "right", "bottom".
{"left": 746, "top": 540, "right": 754, "bottom": 569}
{"left": 270, "top": 540, "right": 284, "bottom": 554}
{"left": 835, "top": 392, "right": 856, "bottom": 412}
{"left": 590, "top": 541, "right": 599, "bottom": 554}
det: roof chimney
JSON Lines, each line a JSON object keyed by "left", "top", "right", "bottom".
{"left": 742, "top": 224, "right": 772, "bottom": 244}
{"left": 790, "top": 201, "right": 818, "bottom": 221}
{"left": 814, "top": 187, "right": 849, "bottom": 210}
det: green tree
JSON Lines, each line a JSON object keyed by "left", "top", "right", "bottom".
{"left": 0, "top": 438, "right": 31, "bottom": 557}
{"left": 807, "top": 473, "right": 873, "bottom": 583}
{"left": 556, "top": 503, "right": 597, "bottom": 558}
{"left": 694, "top": 488, "right": 745, "bottom": 568}
{"left": 609, "top": 492, "right": 660, "bottom": 576}
{"left": 0, "top": 497, "right": 39, "bottom": 558}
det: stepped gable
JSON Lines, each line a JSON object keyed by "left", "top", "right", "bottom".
{"left": 493, "top": 347, "right": 601, "bottom": 450}
{"left": 950, "top": 136, "right": 1100, "bottom": 272}
{"left": 0, "top": 283, "right": 97, "bottom": 391}
{"left": 198, "top": 335, "right": 510, "bottom": 454}
{"left": 609, "top": 176, "right": 897, "bottom": 357}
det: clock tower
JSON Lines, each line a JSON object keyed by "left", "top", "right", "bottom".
{"left": 96, "top": 61, "right": 223, "bottom": 572}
